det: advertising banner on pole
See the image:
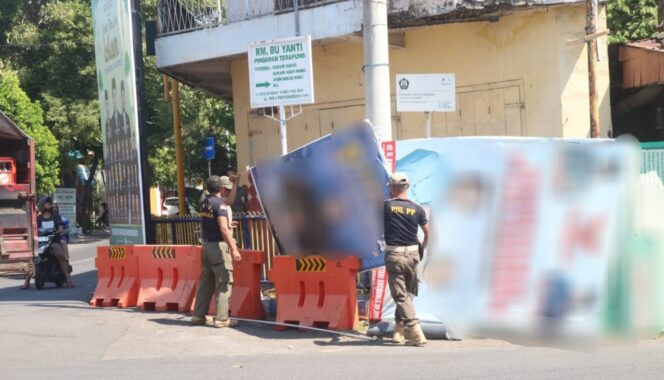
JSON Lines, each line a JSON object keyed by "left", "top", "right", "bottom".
{"left": 381, "top": 141, "right": 396, "bottom": 173}
{"left": 378, "top": 137, "right": 638, "bottom": 340}
{"left": 91, "top": 0, "right": 145, "bottom": 244}
{"left": 250, "top": 122, "right": 390, "bottom": 270}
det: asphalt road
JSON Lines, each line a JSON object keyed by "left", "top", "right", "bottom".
{"left": 1, "top": 237, "right": 664, "bottom": 379}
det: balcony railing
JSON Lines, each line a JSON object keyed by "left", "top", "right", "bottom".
{"left": 157, "top": 0, "right": 347, "bottom": 37}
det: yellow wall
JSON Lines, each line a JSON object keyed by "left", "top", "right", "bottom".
{"left": 230, "top": 4, "right": 611, "bottom": 172}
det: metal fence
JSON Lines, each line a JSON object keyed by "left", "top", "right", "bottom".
{"left": 151, "top": 212, "right": 281, "bottom": 280}
{"left": 157, "top": 0, "right": 345, "bottom": 36}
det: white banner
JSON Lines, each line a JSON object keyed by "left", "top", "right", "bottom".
{"left": 380, "top": 137, "right": 638, "bottom": 340}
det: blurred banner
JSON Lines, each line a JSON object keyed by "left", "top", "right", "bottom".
{"left": 629, "top": 142, "right": 664, "bottom": 337}
{"left": 250, "top": 122, "right": 390, "bottom": 270}
{"left": 53, "top": 188, "right": 77, "bottom": 226}
{"left": 91, "top": 0, "right": 145, "bottom": 244}
{"left": 380, "top": 137, "right": 639, "bottom": 341}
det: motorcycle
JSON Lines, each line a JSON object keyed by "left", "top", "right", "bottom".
{"left": 34, "top": 228, "right": 71, "bottom": 290}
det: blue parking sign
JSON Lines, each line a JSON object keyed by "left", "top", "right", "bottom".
{"left": 203, "top": 137, "right": 215, "bottom": 160}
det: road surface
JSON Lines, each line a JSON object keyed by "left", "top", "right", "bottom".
{"left": 1, "top": 236, "right": 664, "bottom": 379}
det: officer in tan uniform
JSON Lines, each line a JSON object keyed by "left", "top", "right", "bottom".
{"left": 191, "top": 176, "right": 242, "bottom": 328}
{"left": 384, "top": 172, "right": 429, "bottom": 346}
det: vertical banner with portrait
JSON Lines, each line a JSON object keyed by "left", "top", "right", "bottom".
{"left": 92, "top": 0, "right": 145, "bottom": 244}
{"left": 378, "top": 137, "right": 638, "bottom": 340}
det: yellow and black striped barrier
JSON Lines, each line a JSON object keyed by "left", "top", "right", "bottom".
{"left": 109, "top": 247, "right": 126, "bottom": 259}
{"left": 295, "top": 256, "right": 326, "bottom": 272}
{"left": 151, "top": 213, "right": 280, "bottom": 281}
{"left": 152, "top": 246, "right": 176, "bottom": 259}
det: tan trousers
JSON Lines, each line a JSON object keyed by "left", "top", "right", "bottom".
{"left": 193, "top": 241, "right": 234, "bottom": 321}
{"left": 385, "top": 245, "right": 420, "bottom": 327}
{"left": 51, "top": 241, "right": 71, "bottom": 280}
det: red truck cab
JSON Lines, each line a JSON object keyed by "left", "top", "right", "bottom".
{"left": 0, "top": 110, "right": 37, "bottom": 274}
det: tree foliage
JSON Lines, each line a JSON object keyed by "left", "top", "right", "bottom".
{"left": 607, "top": 0, "right": 660, "bottom": 44}
{"left": 2, "top": 0, "right": 101, "bottom": 177}
{"left": 1, "top": 0, "right": 237, "bottom": 200}
{"left": 0, "top": 70, "right": 60, "bottom": 193}
{"left": 143, "top": 60, "right": 236, "bottom": 190}
{"left": 143, "top": 70, "right": 237, "bottom": 188}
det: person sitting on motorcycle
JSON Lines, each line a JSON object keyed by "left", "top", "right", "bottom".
{"left": 52, "top": 202, "right": 71, "bottom": 244}
{"left": 37, "top": 198, "right": 73, "bottom": 288}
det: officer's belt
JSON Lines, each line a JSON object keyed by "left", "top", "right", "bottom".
{"left": 200, "top": 239, "right": 226, "bottom": 244}
{"left": 385, "top": 244, "right": 419, "bottom": 254}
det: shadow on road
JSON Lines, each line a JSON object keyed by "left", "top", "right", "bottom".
{"left": 230, "top": 320, "right": 384, "bottom": 343}
{"left": 0, "top": 269, "right": 97, "bottom": 303}
{"left": 149, "top": 317, "right": 193, "bottom": 327}
{"left": 313, "top": 336, "right": 388, "bottom": 347}
{"left": 147, "top": 315, "right": 363, "bottom": 342}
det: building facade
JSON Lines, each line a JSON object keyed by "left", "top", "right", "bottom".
{"left": 155, "top": 0, "right": 611, "bottom": 171}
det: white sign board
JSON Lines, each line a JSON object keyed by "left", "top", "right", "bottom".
{"left": 396, "top": 74, "right": 456, "bottom": 112}
{"left": 53, "top": 188, "right": 77, "bottom": 224}
{"left": 248, "top": 35, "right": 314, "bottom": 108}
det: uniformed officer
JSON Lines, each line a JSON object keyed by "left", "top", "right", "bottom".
{"left": 384, "top": 172, "right": 429, "bottom": 346}
{"left": 191, "top": 176, "right": 242, "bottom": 328}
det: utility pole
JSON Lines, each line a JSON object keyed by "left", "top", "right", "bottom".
{"left": 363, "top": 0, "right": 392, "bottom": 143}
{"left": 170, "top": 79, "right": 187, "bottom": 216}
{"left": 131, "top": 0, "right": 154, "bottom": 243}
{"left": 586, "top": 0, "right": 600, "bottom": 138}
{"left": 659, "top": 0, "right": 664, "bottom": 33}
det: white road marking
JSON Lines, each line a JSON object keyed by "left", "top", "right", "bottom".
{"left": 71, "top": 257, "right": 95, "bottom": 264}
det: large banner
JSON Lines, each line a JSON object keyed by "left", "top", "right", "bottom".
{"left": 250, "top": 122, "right": 390, "bottom": 270}
{"left": 380, "top": 137, "right": 638, "bottom": 340}
{"left": 92, "top": 0, "right": 145, "bottom": 244}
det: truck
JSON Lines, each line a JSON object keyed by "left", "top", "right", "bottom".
{"left": 0, "top": 110, "right": 37, "bottom": 274}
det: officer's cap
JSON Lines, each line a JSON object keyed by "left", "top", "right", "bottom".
{"left": 219, "top": 176, "right": 234, "bottom": 190}
{"left": 389, "top": 172, "right": 409, "bottom": 186}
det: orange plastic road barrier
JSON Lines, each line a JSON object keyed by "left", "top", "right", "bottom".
{"left": 268, "top": 255, "right": 360, "bottom": 331}
{"left": 190, "top": 250, "right": 266, "bottom": 320}
{"left": 134, "top": 245, "right": 200, "bottom": 312}
{"left": 90, "top": 246, "right": 139, "bottom": 308}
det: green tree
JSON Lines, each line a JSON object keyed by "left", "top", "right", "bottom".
{"left": 140, "top": 0, "right": 237, "bottom": 194}
{"left": 148, "top": 145, "right": 176, "bottom": 189}
{"left": 0, "top": 69, "right": 60, "bottom": 193}
{"left": 0, "top": 1, "right": 21, "bottom": 46}
{"left": 1, "top": 0, "right": 237, "bottom": 221}
{"left": 2, "top": 1, "right": 101, "bottom": 229}
{"left": 607, "top": 0, "right": 660, "bottom": 44}
{"left": 180, "top": 88, "right": 236, "bottom": 183}
{"left": 4, "top": 1, "right": 101, "bottom": 160}
{"left": 143, "top": 56, "right": 236, "bottom": 191}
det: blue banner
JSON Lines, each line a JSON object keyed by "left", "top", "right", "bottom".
{"left": 250, "top": 122, "right": 390, "bottom": 270}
